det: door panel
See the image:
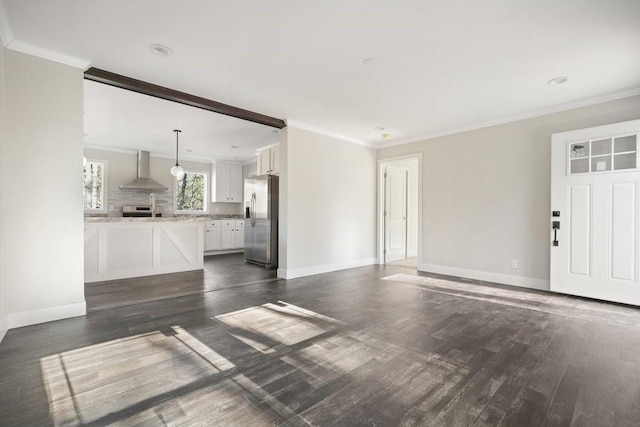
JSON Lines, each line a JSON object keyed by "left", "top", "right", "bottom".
{"left": 551, "top": 120, "right": 640, "bottom": 305}
{"left": 611, "top": 182, "right": 636, "bottom": 281}
{"left": 385, "top": 164, "right": 407, "bottom": 262}
{"left": 569, "top": 185, "right": 591, "bottom": 276}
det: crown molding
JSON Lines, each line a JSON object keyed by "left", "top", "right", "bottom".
{"left": 6, "top": 40, "right": 91, "bottom": 69}
{"left": 0, "top": 0, "right": 14, "bottom": 47}
{"left": 286, "top": 119, "right": 375, "bottom": 148}
{"left": 376, "top": 87, "right": 640, "bottom": 149}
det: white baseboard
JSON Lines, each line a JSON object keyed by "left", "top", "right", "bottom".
{"left": 418, "top": 263, "right": 550, "bottom": 291}
{"left": 0, "top": 316, "right": 7, "bottom": 344}
{"left": 8, "top": 301, "right": 87, "bottom": 329}
{"left": 278, "top": 257, "right": 378, "bottom": 280}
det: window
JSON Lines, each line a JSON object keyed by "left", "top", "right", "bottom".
{"left": 84, "top": 160, "right": 106, "bottom": 212}
{"left": 175, "top": 171, "right": 208, "bottom": 213}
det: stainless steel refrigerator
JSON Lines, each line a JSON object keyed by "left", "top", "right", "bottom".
{"left": 244, "top": 175, "right": 279, "bottom": 269}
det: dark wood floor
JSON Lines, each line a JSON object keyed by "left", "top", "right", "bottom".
{"left": 85, "top": 253, "right": 277, "bottom": 311}
{"left": 2, "top": 261, "right": 640, "bottom": 426}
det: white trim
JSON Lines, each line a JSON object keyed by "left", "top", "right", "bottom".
{"left": 0, "top": 0, "right": 14, "bottom": 47}
{"left": 205, "top": 249, "right": 244, "bottom": 256}
{"left": 7, "top": 301, "right": 86, "bottom": 329}
{"left": 242, "top": 159, "right": 258, "bottom": 166}
{"left": 419, "top": 263, "right": 550, "bottom": 291}
{"left": 6, "top": 40, "right": 91, "bottom": 70}
{"left": 286, "top": 120, "right": 375, "bottom": 148}
{"left": 377, "top": 153, "right": 423, "bottom": 267}
{"left": 376, "top": 88, "right": 640, "bottom": 149}
{"left": 277, "top": 257, "right": 377, "bottom": 280}
{"left": 0, "top": 316, "right": 8, "bottom": 344}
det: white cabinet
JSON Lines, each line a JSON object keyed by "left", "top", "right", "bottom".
{"left": 235, "top": 220, "right": 244, "bottom": 249}
{"left": 204, "top": 221, "right": 221, "bottom": 251}
{"left": 256, "top": 144, "right": 279, "bottom": 175}
{"left": 212, "top": 162, "right": 243, "bottom": 203}
{"left": 205, "top": 219, "right": 244, "bottom": 251}
{"left": 220, "top": 220, "right": 245, "bottom": 249}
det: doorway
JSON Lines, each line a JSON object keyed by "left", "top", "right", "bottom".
{"left": 378, "top": 154, "right": 422, "bottom": 269}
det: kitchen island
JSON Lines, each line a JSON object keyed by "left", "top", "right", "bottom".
{"left": 84, "top": 217, "right": 207, "bottom": 283}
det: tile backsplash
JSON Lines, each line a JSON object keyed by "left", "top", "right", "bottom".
{"left": 106, "top": 188, "right": 173, "bottom": 216}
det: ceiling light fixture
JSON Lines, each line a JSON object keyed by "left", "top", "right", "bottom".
{"left": 170, "top": 129, "right": 184, "bottom": 179}
{"left": 547, "top": 76, "right": 569, "bottom": 86}
{"left": 150, "top": 44, "right": 173, "bottom": 57}
{"left": 231, "top": 145, "right": 240, "bottom": 149}
{"left": 382, "top": 133, "right": 392, "bottom": 139}
{"left": 375, "top": 126, "right": 385, "bottom": 131}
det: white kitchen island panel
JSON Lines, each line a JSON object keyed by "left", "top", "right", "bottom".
{"left": 85, "top": 221, "right": 204, "bottom": 283}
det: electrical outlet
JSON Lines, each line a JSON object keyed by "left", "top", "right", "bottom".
{"left": 510, "top": 260, "right": 518, "bottom": 269}
{"left": 215, "top": 207, "right": 220, "bottom": 213}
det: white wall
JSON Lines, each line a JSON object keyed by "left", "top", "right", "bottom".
{"left": 84, "top": 148, "right": 243, "bottom": 216}
{"left": 0, "top": 44, "right": 8, "bottom": 341}
{"left": 2, "top": 51, "right": 85, "bottom": 328}
{"left": 378, "top": 95, "right": 640, "bottom": 290}
{"left": 279, "top": 126, "right": 377, "bottom": 278}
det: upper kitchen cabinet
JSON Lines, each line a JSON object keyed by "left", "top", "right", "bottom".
{"left": 212, "top": 162, "right": 243, "bottom": 203}
{"left": 257, "top": 144, "right": 280, "bottom": 175}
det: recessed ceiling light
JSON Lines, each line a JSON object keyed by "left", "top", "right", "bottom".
{"left": 381, "top": 133, "right": 392, "bottom": 139}
{"left": 234, "top": 156, "right": 240, "bottom": 159}
{"left": 363, "top": 57, "right": 378, "bottom": 67}
{"left": 375, "top": 126, "right": 385, "bottom": 131}
{"left": 150, "top": 44, "right": 173, "bottom": 57}
{"left": 231, "top": 145, "right": 240, "bottom": 149}
{"left": 272, "top": 130, "right": 279, "bottom": 133}
{"left": 547, "top": 76, "right": 569, "bottom": 86}
{"left": 185, "top": 148, "right": 194, "bottom": 153}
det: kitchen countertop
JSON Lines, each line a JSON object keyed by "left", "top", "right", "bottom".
{"left": 85, "top": 215, "right": 244, "bottom": 223}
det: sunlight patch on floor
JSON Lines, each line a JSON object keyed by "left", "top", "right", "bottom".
{"left": 40, "top": 326, "right": 235, "bottom": 425}
{"left": 215, "top": 301, "right": 344, "bottom": 354}
{"left": 383, "top": 273, "right": 640, "bottom": 326}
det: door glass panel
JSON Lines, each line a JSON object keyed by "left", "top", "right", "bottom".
{"left": 570, "top": 142, "right": 589, "bottom": 158}
{"left": 591, "top": 138, "right": 611, "bottom": 156}
{"left": 591, "top": 156, "right": 611, "bottom": 172}
{"left": 614, "top": 153, "right": 637, "bottom": 170}
{"left": 571, "top": 158, "right": 589, "bottom": 174}
{"left": 614, "top": 135, "right": 637, "bottom": 153}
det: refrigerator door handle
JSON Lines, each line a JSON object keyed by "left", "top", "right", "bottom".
{"left": 251, "top": 192, "right": 257, "bottom": 227}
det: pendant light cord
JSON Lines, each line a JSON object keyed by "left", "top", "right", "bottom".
{"left": 174, "top": 129, "right": 181, "bottom": 166}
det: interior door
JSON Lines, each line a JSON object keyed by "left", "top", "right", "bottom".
{"left": 550, "top": 120, "right": 640, "bottom": 305}
{"left": 385, "top": 164, "right": 408, "bottom": 262}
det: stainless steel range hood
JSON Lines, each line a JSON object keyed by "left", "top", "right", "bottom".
{"left": 119, "top": 151, "right": 168, "bottom": 191}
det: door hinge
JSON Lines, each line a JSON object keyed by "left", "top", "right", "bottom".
{"left": 384, "top": 211, "right": 387, "bottom": 217}
{"left": 384, "top": 249, "right": 387, "bottom": 255}
{"left": 384, "top": 173, "right": 387, "bottom": 178}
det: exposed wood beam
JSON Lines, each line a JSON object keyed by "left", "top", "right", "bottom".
{"left": 84, "top": 67, "right": 286, "bottom": 129}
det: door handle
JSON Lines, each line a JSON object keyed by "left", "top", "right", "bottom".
{"left": 552, "top": 221, "right": 560, "bottom": 246}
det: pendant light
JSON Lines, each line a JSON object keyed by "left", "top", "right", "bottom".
{"left": 170, "top": 129, "right": 185, "bottom": 179}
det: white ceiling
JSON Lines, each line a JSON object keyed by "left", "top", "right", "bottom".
{"left": 83, "top": 80, "right": 280, "bottom": 162}
{"left": 2, "top": 0, "right": 640, "bottom": 149}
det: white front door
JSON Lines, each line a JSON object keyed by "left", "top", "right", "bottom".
{"left": 385, "top": 164, "right": 407, "bottom": 262}
{"left": 550, "top": 119, "right": 640, "bottom": 305}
